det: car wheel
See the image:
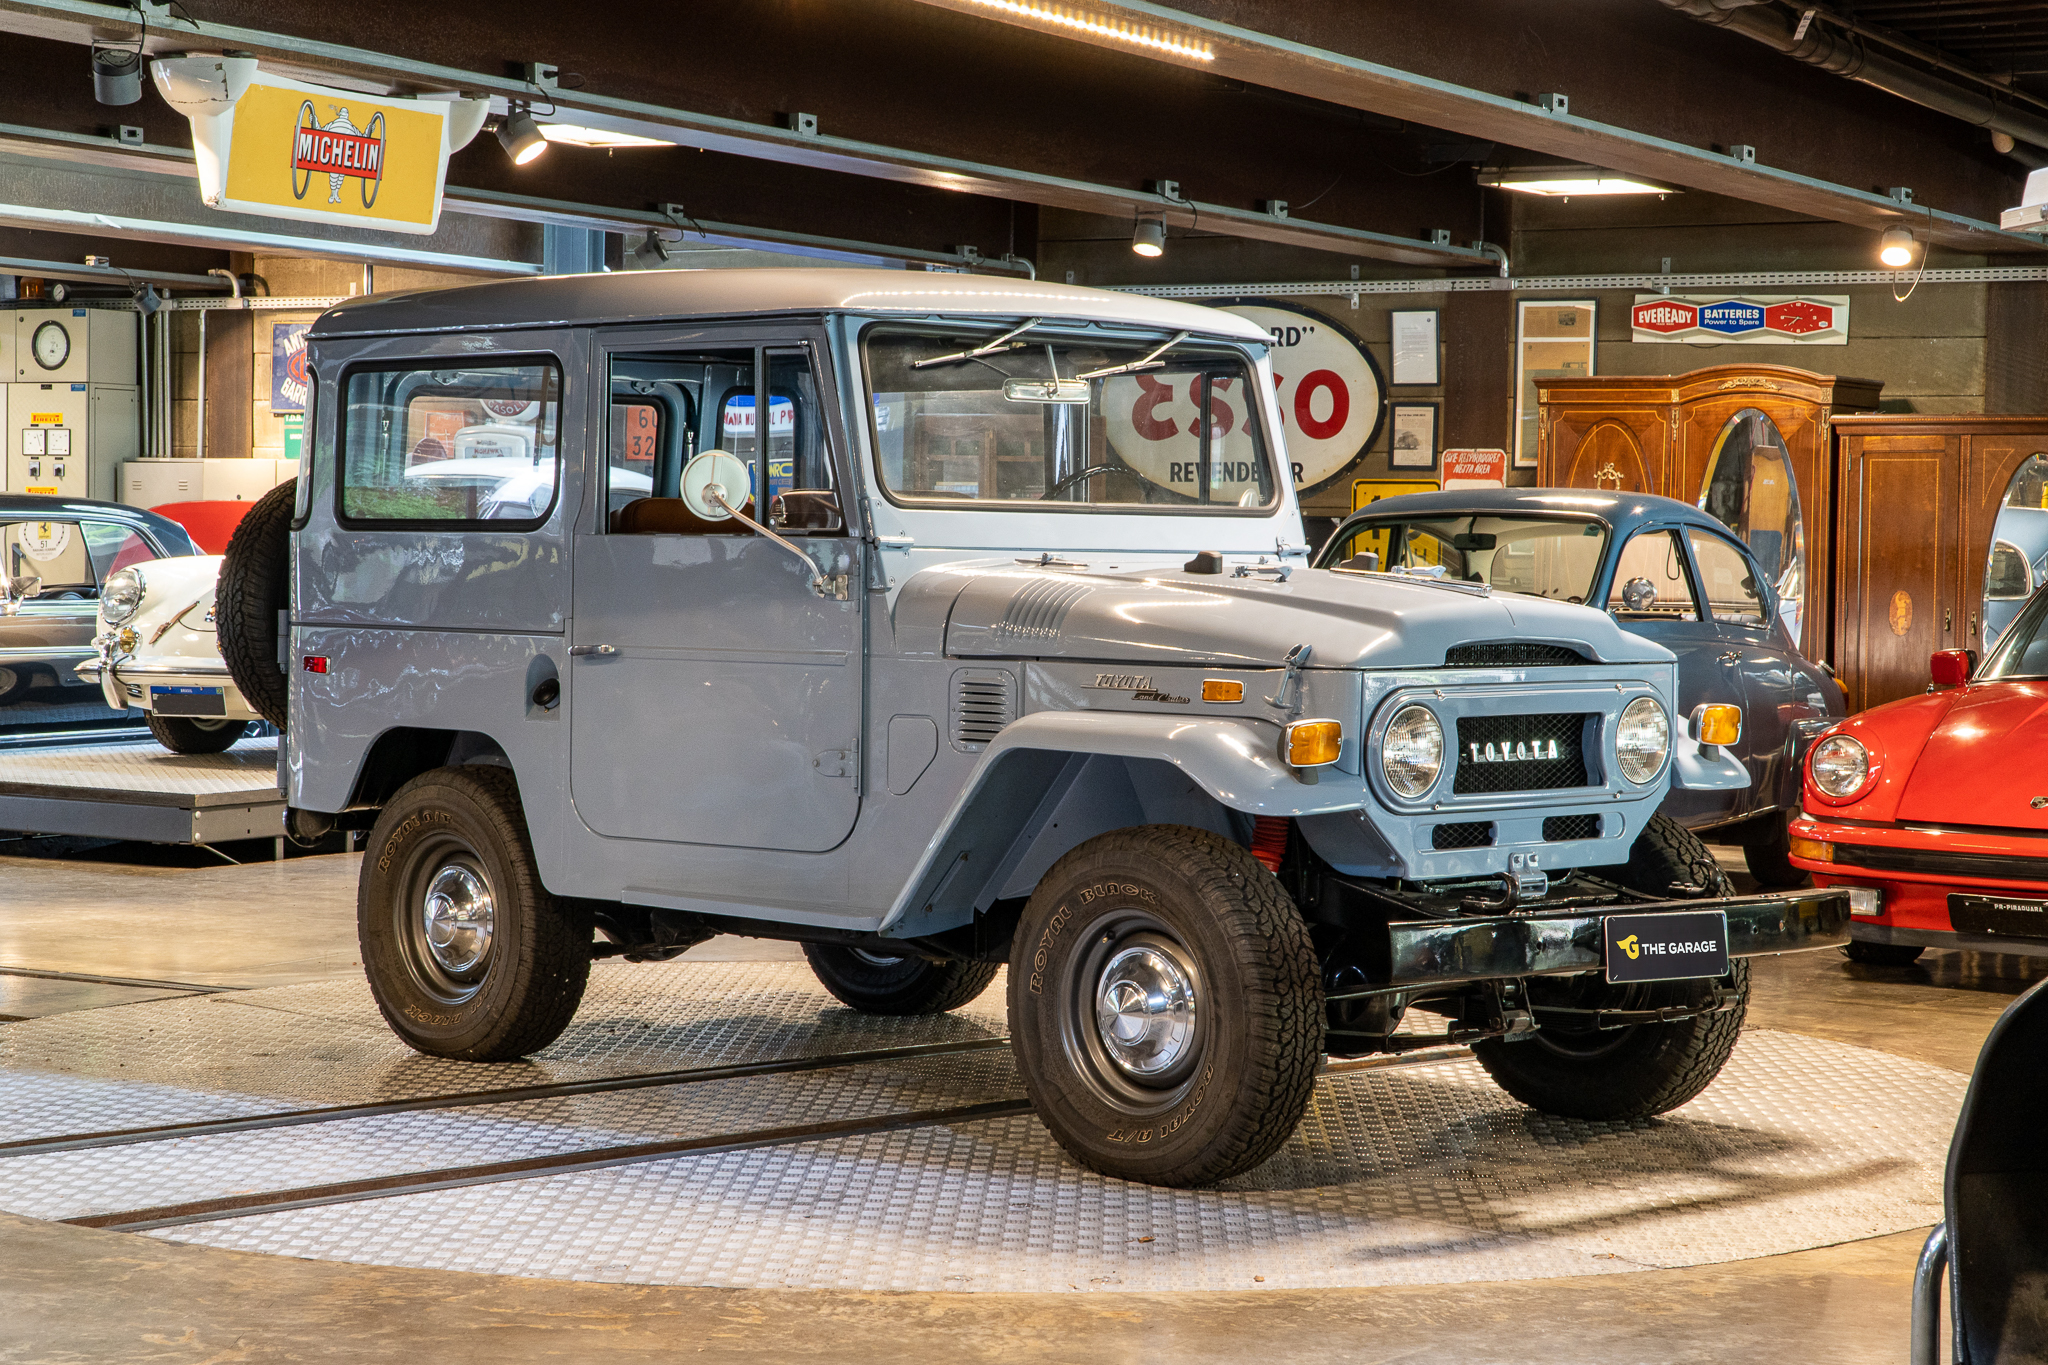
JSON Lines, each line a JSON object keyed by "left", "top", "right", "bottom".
{"left": 358, "top": 765, "right": 591, "bottom": 1061}
{"left": 145, "top": 713, "right": 247, "bottom": 754}
{"left": 1742, "top": 815, "right": 1809, "bottom": 888}
{"left": 801, "top": 943, "right": 999, "bottom": 1015}
{"left": 0, "top": 665, "right": 31, "bottom": 705}
{"left": 1475, "top": 814, "right": 1748, "bottom": 1120}
{"left": 1007, "top": 824, "right": 1322, "bottom": 1187}
{"left": 1847, "top": 939, "right": 1926, "bottom": 966}
{"left": 216, "top": 480, "right": 295, "bottom": 730}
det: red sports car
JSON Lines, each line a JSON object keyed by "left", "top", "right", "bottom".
{"left": 1788, "top": 597, "right": 2048, "bottom": 965}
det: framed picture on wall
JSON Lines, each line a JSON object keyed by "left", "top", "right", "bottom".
{"left": 1390, "top": 309, "right": 1439, "bottom": 385}
{"left": 1390, "top": 403, "right": 1438, "bottom": 470}
{"left": 1514, "top": 300, "right": 1596, "bottom": 468}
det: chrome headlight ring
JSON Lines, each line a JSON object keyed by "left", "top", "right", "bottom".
{"left": 1380, "top": 703, "right": 1445, "bottom": 800}
{"left": 99, "top": 566, "right": 146, "bottom": 625}
{"left": 1615, "top": 695, "right": 1671, "bottom": 785}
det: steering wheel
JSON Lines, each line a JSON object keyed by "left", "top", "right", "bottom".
{"left": 1039, "top": 464, "right": 1122, "bottom": 500}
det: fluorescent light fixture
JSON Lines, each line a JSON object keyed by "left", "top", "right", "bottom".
{"left": 966, "top": 0, "right": 1215, "bottom": 61}
{"left": 1879, "top": 226, "right": 1917, "bottom": 268}
{"left": 1477, "top": 165, "right": 1674, "bottom": 196}
{"left": 496, "top": 102, "right": 548, "bottom": 166}
{"left": 537, "top": 122, "right": 669, "bottom": 149}
{"left": 1132, "top": 215, "right": 1166, "bottom": 257}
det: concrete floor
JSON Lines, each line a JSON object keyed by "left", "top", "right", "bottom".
{"left": 0, "top": 846, "right": 2036, "bottom": 1364}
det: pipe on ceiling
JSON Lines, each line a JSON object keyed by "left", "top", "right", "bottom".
{"left": 1654, "top": 0, "right": 2048, "bottom": 151}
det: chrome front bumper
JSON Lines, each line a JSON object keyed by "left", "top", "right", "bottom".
{"left": 1385, "top": 887, "right": 1856, "bottom": 986}
{"left": 77, "top": 650, "right": 239, "bottom": 715}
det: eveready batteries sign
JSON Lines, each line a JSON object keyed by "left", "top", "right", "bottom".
{"left": 1220, "top": 302, "right": 1385, "bottom": 494}
{"left": 1631, "top": 295, "right": 1849, "bottom": 345}
{"left": 151, "top": 57, "right": 487, "bottom": 235}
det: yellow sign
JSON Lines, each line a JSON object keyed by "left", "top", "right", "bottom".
{"left": 1337, "top": 478, "right": 1440, "bottom": 563}
{"left": 153, "top": 59, "right": 487, "bottom": 237}
{"left": 28, "top": 413, "right": 61, "bottom": 425}
{"left": 23, "top": 486, "right": 57, "bottom": 496}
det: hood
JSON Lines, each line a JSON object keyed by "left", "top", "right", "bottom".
{"left": 935, "top": 563, "right": 1670, "bottom": 669}
{"left": 1896, "top": 682, "right": 2048, "bottom": 830}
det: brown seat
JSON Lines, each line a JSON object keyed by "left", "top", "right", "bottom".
{"left": 611, "top": 496, "right": 755, "bottom": 535}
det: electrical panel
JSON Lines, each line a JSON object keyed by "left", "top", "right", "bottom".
{"left": 11, "top": 309, "right": 136, "bottom": 385}
{"left": 6, "top": 382, "right": 137, "bottom": 503}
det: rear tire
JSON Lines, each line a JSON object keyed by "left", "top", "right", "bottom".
{"left": 1742, "top": 815, "right": 1809, "bottom": 889}
{"left": 146, "top": 713, "right": 246, "bottom": 754}
{"left": 0, "top": 665, "right": 31, "bottom": 705}
{"left": 1007, "top": 825, "right": 1322, "bottom": 1187}
{"left": 358, "top": 765, "right": 591, "bottom": 1061}
{"left": 216, "top": 480, "right": 295, "bottom": 730}
{"left": 1475, "top": 814, "right": 1748, "bottom": 1120}
{"left": 1847, "top": 939, "right": 1926, "bottom": 966}
{"left": 802, "top": 943, "right": 998, "bottom": 1015}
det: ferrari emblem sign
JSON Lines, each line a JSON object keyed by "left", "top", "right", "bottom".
{"left": 1631, "top": 294, "right": 1849, "bottom": 345}
{"left": 152, "top": 57, "right": 487, "bottom": 235}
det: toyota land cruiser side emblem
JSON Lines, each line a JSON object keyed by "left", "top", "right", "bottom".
{"left": 1089, "top": 673, "right": 1153, "bottom": 691}
{"left": 1469, "top": 739, "right": 1563, "bottom": 764}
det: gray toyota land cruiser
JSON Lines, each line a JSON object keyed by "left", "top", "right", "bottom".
{"left": 216, "top": 269, "right": 1853, "bottom": 1188}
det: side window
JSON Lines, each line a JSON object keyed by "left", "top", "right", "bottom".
{"left": 81, "top": 522, "right": 163, "bottom": 578}
{"left": 1608, "top": 529, "right": 1699, "bottom": 621}
{"left": 1687, "top": 529, "right": 1768, "bottom": 627}
{"left": 339, "top": 361, "right": 561, "bottom": 525}
{"left": 2, "top": 520, "right": 95, "bottom": 595}
{"left": 608, "top": 346, "right": 835, "bottom": 534}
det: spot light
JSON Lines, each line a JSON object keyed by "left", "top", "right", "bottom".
{"left": 1131, "top": 215, "right": 1166, "bottom": 258}
{"left": 496, "top": 101, "right": 549, "bottom": 166}
{"left": 1879, "top": 226, "right": 1918, "bottom": 269}
{"left": 90, "top": 42, "right": 142, "bottom": 105}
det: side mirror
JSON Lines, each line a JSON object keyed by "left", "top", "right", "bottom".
{"left": 770, "top": 489, "right": 843, "bottom": 533}
{"left": 1620, "top": 575, "right": 1658, "bottom": 612}
{"left": 1930, "top": 649, "right": 1976, "bottom": 689}
{"left": 0, "top": 574, "right": 42, "bottom": 616}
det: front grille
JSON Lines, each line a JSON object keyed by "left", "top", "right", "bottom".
{"left": 1835, "top": 843, "right": 2048, "bottom": 884}
{"left": 1432, "top": 821, "right": 1495, "bottom": 850}
{"left": 1443, "top": 643, "right": 1590, "bottom": 668}
{"left": 1452, "top": 714, "right": 1593, "bottom": 795}
{"left": 1543, "top": 814, "right": 1602, "bottom": 842}
{"left": 950, "top": 669, "right": 1015, "bottom": 749}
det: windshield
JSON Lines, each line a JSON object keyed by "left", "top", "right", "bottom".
{"left": 1981, "top": 584, "right": 2048, "bottom": 680}
{"left": 1318, "top": 513, "right": 1610, "bottom": 603}
{"left": 865, "top": 325, "right": 1277, "bottom": 511}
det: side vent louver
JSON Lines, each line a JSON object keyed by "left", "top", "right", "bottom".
{"left": 950, "top": 669, "right": 1016, "bottom": 750}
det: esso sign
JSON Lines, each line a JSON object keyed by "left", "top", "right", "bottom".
{"left": 1099, "top": 372, "right": 1265, "bottom": 504}
{"left": 1222, "top": 302, "right": 1384, "bottom": 495}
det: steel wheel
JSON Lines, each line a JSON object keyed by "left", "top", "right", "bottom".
{"left": 1057, "top": 913, "right": 1207, "bottom": 1115}
{"left": 397, "top": 852, "right": 498, "bottom": 1005}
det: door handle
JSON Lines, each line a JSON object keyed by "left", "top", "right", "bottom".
{"left": 568, "top": 644, "right": 617, "bottom": 658}
{"left": 1718, "top": 651, "right": 1742, "bottom": 664}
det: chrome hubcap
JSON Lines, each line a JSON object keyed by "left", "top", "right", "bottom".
{"left": 420, "top": 863, "right": 495, "bottom": 975}
{"left": 1093, "top": 945, "right": 1197, "bottom": 1078}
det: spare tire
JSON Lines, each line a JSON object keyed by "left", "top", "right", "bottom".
{"left": 216, "top": 479, "right": 295, "bottom": 730}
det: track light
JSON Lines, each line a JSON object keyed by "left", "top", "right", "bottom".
{"left": 496, "top": 101, "right": 549, "bottom": 166}
{"left": 1879, "top": 226, "right": 1917, "bottom": 269}
{"left": 91, "top": 42, "right": 142, "bottom": 105}
{"left": 1132, "top": 215, "right": 1166, "bottom": 258}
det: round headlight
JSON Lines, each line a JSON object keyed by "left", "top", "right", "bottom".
{"left": 99, "top": 567, "right": 145, "bottom": 624}
{"left": 1382, "top": 704, "right": 1444, "bottom": 798}
{"left": 1616, "top": 695, "right": 1671, "bottom": 784}
{"left": 1810, "top": 734, "right": 1871, "bottom": 800}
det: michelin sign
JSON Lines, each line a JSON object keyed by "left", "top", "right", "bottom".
{"left": 151, "top": 55, "right": 489, "bottom": 236}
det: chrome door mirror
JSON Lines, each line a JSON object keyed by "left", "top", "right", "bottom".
{"left": 1, "top": 574, "right": 42, "bottom": 616}
{"left": 1620, "top": 575, "right": 1658, "bottom": 613}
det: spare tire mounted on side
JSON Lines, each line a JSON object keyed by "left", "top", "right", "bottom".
{"left": 216, "top": 479, "right": 296, "bottom": 730}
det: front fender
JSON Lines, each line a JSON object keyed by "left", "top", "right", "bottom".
{"left": 1673, "top": 738, "right": 1751, "bottom": 791}
{"left": 878, "top": 710, "right": 1359, "bottom": 934}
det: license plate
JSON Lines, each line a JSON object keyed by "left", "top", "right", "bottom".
{"left": 1948, "top": 894, "right": 2048, "bottom": 940}
{"left": 1603, "top": 910, "right": 1731, "bottom": 983}
{"left": 151, "top": 685, "right": 225, "bottom": 717}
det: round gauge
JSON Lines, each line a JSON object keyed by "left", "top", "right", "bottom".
{"left": 30, "top": 321, "right": 70, "bottom": 372}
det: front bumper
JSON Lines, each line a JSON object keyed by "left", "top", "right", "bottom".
{"left": 1790, "top": 813, "right": 2048, "bottom": 954}
{"left": 75, "top": 655, "right": 254, "bottom": 719}
{"left": 1384, "top": 887, "right": 1855, "bottom": 987}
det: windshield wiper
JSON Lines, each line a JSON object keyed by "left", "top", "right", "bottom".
{"left": 912, "top": 317, "right": 1043, "bottom": 369}
{"left": 1075, "top": 330, "right": 1190, "bottom": 381}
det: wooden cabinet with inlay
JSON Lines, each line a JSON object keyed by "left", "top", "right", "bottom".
{"left": 1536, "top": 365, "right": 1883, "bottom": 667}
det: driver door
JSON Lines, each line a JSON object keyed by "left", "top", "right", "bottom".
{"left": 568, "top": 331, "right": 864, "bottom": 853}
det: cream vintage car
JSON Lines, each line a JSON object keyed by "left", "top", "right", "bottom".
{"left": 75, "top": 554, "right": 260, "bottom": 753}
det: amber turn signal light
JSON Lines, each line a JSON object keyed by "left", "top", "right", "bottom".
{"left": 1690, "top": 703, "right": 1742, "bottom": 747}
{"left": 1202, "top": 679, "right": 1244, "bottom": 703}
{"left": 1284, "top": 718, "right": 1343, "bottom": 767}
{"left": 1788, "top": 835, "right": 1833, "bottom": 863}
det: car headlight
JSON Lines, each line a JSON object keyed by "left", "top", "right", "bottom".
{"left": 1381, "top": 704, "right": 1444, "bottom": 798}
{"left": 1810, "top": 734, "right": 1871, "bottom": 800}
{"left": 1616, "top": 696, "right": 1670, "bottom": 784}
{"left": 100, "top": 567, "right": 145, "bottom": 624}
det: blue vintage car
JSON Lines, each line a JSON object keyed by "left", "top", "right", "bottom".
{"left": 1316, "top": 488, "right": 1846, "bottom": 886}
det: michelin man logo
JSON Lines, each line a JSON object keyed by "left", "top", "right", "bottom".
{"left": 320, "top": 106, "right": 360, "bottom": 204}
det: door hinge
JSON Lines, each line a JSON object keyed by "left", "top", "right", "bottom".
{"left": 814, "top": 748, "right": 855, "bottom": 778}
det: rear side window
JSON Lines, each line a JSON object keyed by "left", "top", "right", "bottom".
{"left": 339, "top": 361, "right": 562, "bottom": 525}
{"left": 1687, "top": 529, "right": 1767, "bottom": 626}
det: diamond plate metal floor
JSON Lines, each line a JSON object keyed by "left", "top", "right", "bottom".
{"left": 0, "top": 960, "right": 1965, "bottom": 1293}
{"left": 0, "top": 737, "right": 278, "bottom": 798}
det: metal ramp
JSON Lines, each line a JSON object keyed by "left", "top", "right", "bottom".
{"left": 0, "top": 737, "right": 282, "bottom": 845}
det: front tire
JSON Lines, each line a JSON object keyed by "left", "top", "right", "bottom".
{"left": 146, "top": 713, "right": 246, "bottom": 754}
{"left": 1008, "top": 825, "right": 1322, "bottom": 1187}
{"left": 802, "top": 943, "right": 998, "bottom": 1015}
{"left": 1742, "top": 815, "right": 1809, "bottom": 889}
{"left": 1475, "top": 814, "right": 1748, "bottom": 1120}
{"left": 358, "top": 766, "right": 591, "bottom": 1061}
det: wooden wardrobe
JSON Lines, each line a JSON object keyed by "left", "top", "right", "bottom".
{"left": 1536, "top": 365, "right": 1884, "bottom": 666}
